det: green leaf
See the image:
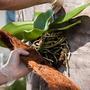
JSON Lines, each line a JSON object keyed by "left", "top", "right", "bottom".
{"left": 23, "top": 28, "right": 45, "bottom": 41}
{"left": 53, "top": 3, "right": 90, "bottom": 24}
{"left": 34, "top": 10, "right": 53, "bottom": 30}
{"left": 2, "top": 21, "right": 34, "bottom": 40}
{"left": 6, "top": 78, "right": 26, "bottom": 90}
{"left": 56, "top": 20, "right": 81, "bottom": 31}
{"left": 34, "top": 12, "right": 42, "bottom": 19}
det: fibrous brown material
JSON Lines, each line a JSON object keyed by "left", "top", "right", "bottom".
{"left": 0, "top": 30, "right": 80, "bottom": 90}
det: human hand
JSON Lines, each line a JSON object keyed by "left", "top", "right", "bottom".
{"left": 1, "top": 49, "right": 29, "bottom": 82}
{"left": 50, "top": 0, "right": 63, "bottom": 13}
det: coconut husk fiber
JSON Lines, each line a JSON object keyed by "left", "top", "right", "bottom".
{"left": 0, "top": 30, "right": 80, "bottom": 90}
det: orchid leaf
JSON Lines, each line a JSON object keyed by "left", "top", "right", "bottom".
{"left": 56, "top": 20, "right": 81, "bottom": 31}
{"left": 2, "top": 21, "right": 34, "bottom": 40}
{"left": 34, "top": 12, "right": 42, "bottom": 19}
{"left": 23, "top": 28, "right": 45, "bottom": 41}
{"left": 34, "top": 10, "right": 53, "bottom": 30}
{"left": 52, "top": 3, "right": 90, "bottom": 24}
{"left": 49, "top": 16, "right": 82, "bottom": 30}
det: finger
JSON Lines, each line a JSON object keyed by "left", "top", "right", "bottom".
{"left": 14, "top": 48, "right": 29, "bottom": 56}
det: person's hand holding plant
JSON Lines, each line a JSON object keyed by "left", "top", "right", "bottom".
{"left": 0, "top": 49, "right": 29, "bottom": 82}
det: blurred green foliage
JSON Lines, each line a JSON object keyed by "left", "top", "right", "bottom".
{"left": 5, "top": 78, "right": 26, "bottom": 90}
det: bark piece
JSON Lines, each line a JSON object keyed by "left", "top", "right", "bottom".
{"left": 0, "top": 30, "right": 80, "bottom": 90}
